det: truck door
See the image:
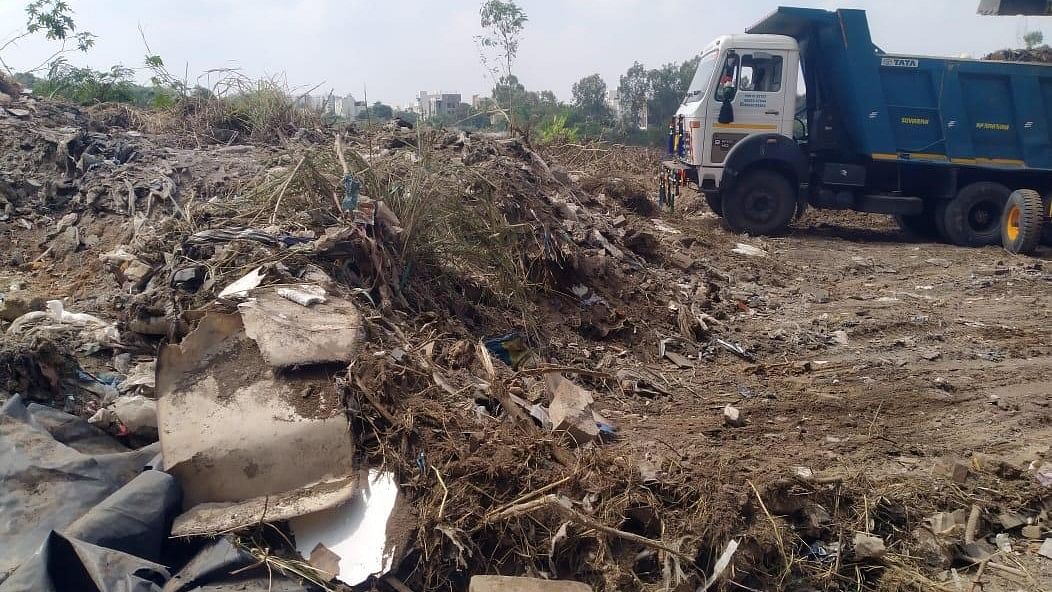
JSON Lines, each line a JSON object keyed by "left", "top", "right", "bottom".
{"left": 705, "top": 50, "right": 790, "bottom": 168}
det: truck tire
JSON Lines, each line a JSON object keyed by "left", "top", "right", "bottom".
{"left": 938, "top": 182, "right": 1011, "bottom": 247}
{"left": 1001, "top": 189, "right": 1044, "bottom": 255}
{"left": 705, "top": 192, "right": 724, "bottom": 216}
{"left": 723, "top": 169, "right": 796, "bottom": 235}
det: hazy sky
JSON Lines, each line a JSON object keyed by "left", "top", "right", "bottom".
{"left": 0, "top": 0, "right": 1040, "bottom": 107}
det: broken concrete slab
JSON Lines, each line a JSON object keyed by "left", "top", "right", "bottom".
{"left": 929, "top": 510, "right": 968, "bottom": 536}
{"left": 545, "top": 373, "right": 599, "bottom": 446}
{"left": 238, "top": 287, "right": 364, "bottom": 368}
{"left": 157, "top": 312, "right": 356, "bottom": 530}
{"left": 1040, "top": 538, "right": 1052, "bottom": 560}
{"left": 469, "top": 576, "right": 592, "bottom": 592}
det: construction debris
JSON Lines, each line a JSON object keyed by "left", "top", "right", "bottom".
{"left": 0, "top": 84, "right": 1049, "bottom": 592}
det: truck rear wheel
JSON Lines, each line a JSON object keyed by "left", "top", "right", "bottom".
{"left": 723, "top": 169, "right": 796, "bottom": 235}
{"left": 938, "top": 182, "right": 1011, "bottom": 247}
{"left": 1001, "top": 189, "right": 1044, "bottom": 255}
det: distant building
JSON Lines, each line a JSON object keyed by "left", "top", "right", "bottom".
{"left": 334, "top": 95, "right": 361, "bottom": 119}
{"left": 606, "top": 90, "right": 648, "bottom": 130}
{"left": 417, "top": 91, "right": 463, "bottom": 119}
{"left": 471, "top": 94, "right": 496, "bottom": 111}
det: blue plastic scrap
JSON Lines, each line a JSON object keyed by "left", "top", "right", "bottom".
{"left": 340, "top": 174, "right": 362, "bottom": 212}
{"left": 484, "top": 333, "right": 531, "bottom": 369}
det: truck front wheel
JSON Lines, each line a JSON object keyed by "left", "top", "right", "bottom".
{"left": 938, "top": 182, "right": 1011, "bottom": 247}
{"left": 723, "top": 170, "right": 796, "bottom": 235}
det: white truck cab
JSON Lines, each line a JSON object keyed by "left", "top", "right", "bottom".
{"left": 674, "top": 34, "right": 800, "bottom": 190}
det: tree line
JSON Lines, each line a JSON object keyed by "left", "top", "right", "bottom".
{"left": 1, "top": 0, "right": 701, "bottom": 146}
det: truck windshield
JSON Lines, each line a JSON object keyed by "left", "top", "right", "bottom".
{"left": 683, "top": 52, "right": 718, "bottom": 104}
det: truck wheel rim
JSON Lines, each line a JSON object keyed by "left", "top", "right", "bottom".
{"left": 745, "top": 191, "right": 775, "bottom": 222}
{"left": 969, "top": 202, "right": 999, "bottom": 233}
{"left": 1005, "top": 205, "right": 1021, "bottom": 242}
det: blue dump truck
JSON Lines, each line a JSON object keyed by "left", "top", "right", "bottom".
{"left": 664, "top": 6, "right": 1052, "bottom": 247}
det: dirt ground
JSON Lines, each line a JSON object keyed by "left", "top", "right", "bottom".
{"left": 590, "top": 196, "right": 1052, "bottom": 590}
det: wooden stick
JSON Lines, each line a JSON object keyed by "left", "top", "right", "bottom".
{"left": 270, "top": 155, "right": 305, "bottom": 225}
{"left": 964, "top": 504, "right": 981, "bottom": 544}
{"left": 483, "top": 494, "right": 694, "bottom": 561}
{"left": 483, "top": 476, "right": 572, "bottom": 521}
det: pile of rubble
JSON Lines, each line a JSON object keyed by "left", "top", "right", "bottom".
{"left": 1, "top": 75, "right": 1049, "bottom": 592}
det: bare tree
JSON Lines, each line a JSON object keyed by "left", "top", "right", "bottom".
{"left": 0, "top": 0, "right": 96, "bottom": 74}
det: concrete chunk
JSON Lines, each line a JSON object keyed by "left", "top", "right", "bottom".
{"left": 545, "top": 373, "right": 599, "bottom": 446}
{"left": 852, "top": 533, "right": 886, "bottom": 560}
{"left": 469, "top": 576, "right": 592, "bottom": 592}
{"left": 934, "top": 456, "right": 970, "bottom": 484}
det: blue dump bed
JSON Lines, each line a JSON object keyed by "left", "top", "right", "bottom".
{"left": 748, "top": 7, "right": 1052, "bottom": 170}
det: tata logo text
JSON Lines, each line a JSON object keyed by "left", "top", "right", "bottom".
{"left": 881, "top": 57, "right": 919, "bottom": 68}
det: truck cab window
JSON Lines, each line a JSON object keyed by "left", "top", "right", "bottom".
{"left": 683, "top": 51, "right": 719, "bottom": 104}
{"left": 715, "top": 53, "right": 740, "bottom": 102}
{"left": 740, "top": 54, "right": 783, "bottom": 93}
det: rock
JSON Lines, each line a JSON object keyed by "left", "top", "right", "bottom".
{"left": 1040, "top": 538, "right": 1052, "bottom": 559}
{"left": 960, "top": 540, "right": 996, "bottom": 563}
{"left": 172, "top": 265, "right": 206, "bottom": 291}
{"left": 624, "top": 229, "right": 659, "bottom": 259}
{"left": 88, "top": 395, "right": 158, "bottom": 440}
{"left": 1021, "top": 525, "right": 1043, "bottom": 539}
{"left": 997, "top": 511, "right": 1026, "bottom": 530}
{"left": 668, "top": 252, "right": 695, "bottom": 271}
{"left": 611, "top": 214, "right": 627, "bottom": 228}
{"left": 5, "top": 108, "right": 30, "bottom": 119}
{"left": 469, "top": 576, "right": 592, "bottom": 592}
{"left": 852, "top": 533, "right": 886, "bottom": 560}
{"left": 49, "top": 225, "right": 81, "bottom": 256}
{"left": 831, "top": 330, "right": 849, "bottom": 345}
{"left": 732, "top": 243, "right": 768, "bottom": 257}
{"left": 546, "top": 373, "right": 599, "bottom": 446}
{"left": 723, "top": 404, "right": 745, "bottom": 427}
{"left": 926, "top": 257, "right": 951, "bottom": 268}
{"left": 913, "top": 528, "right": 953, "bottom": 568}
{"left": 0, "top": 292, "right": 45, "bottom": 322}
{"left": 919, "top": 348, "right": 942, "bottom": 361}
{"left": 934, "top": 456, "right": 970, "bottom": 484}
{"left": 123, "top": 258, "right": 154, "bottom": 286}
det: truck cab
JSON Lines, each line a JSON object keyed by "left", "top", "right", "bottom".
{"left": 675, "top": 34, "right": 800, "bottom": 190}
{"left": 667, "top": 6, "right": 1052, "bottom": 247}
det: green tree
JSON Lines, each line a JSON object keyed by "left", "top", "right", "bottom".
{"left": 617, "top": 62, "right": 649, "bottom": 130}
{"left": 647, "top": 62, "right": 685, "bottom": 130}
{"left": 476, "top": 0, "right": 528, "bottom": 80}
{"left": 1025, "top": 30, "right": 1044, "bottom": 49}
{"left": 572, "top": 73, "right": 610, "bottom": 122}
{"left": 357, "top": 101, "right": 394, "bottom": 121}
{"left": 0, "top": 0, "right": 96, "bottom": 74}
